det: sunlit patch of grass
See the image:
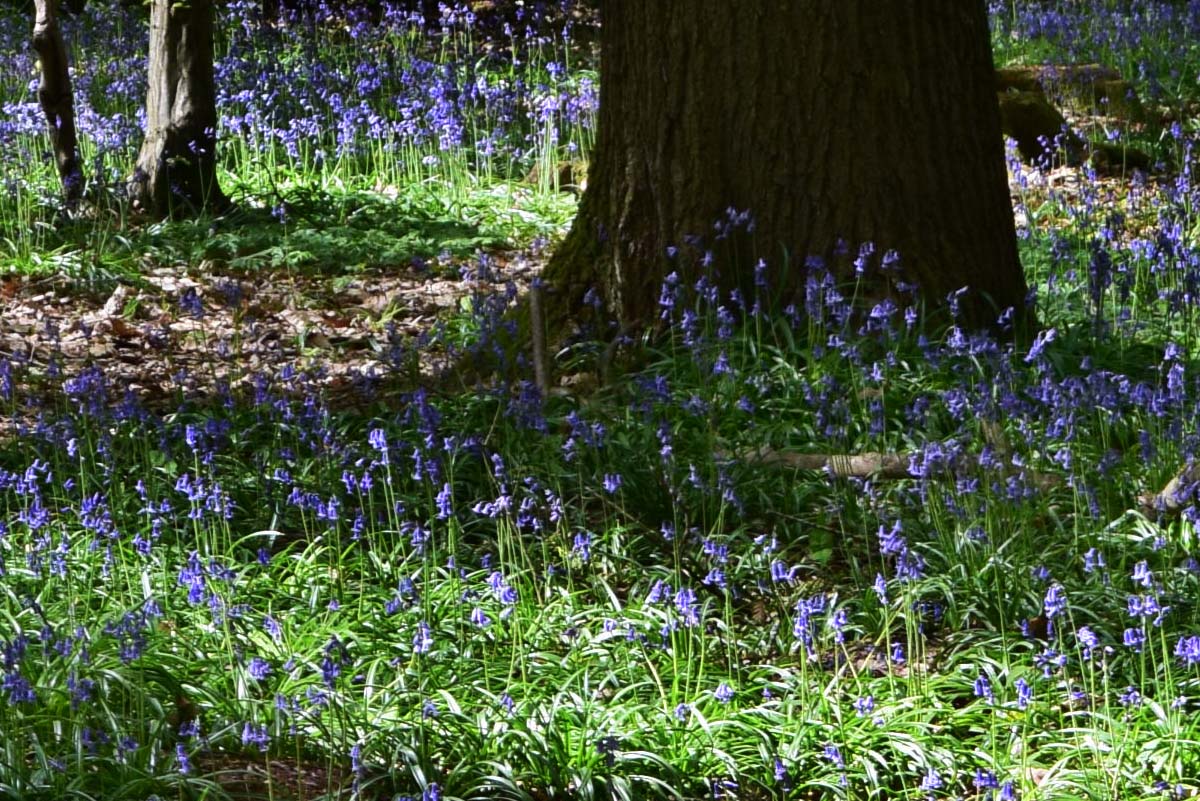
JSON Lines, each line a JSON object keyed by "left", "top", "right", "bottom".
{"left": 0, "top": 1, "right": 592, "bottom": 281}
{"left": 0, "top": 178, "right": 575, "bottom": 286}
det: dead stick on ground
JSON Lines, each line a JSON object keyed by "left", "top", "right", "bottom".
{"left": 727, "top": 446, "right": 1063, "bottom": 492}
{"left": 728, "top": 445, "right": 1200, "bottom": 520}
{"left": 1138, "top": 464, "right": 1200, "bottom": 516}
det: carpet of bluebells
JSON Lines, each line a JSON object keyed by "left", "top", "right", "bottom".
{"left": 1, "top": 0, "right": 596, "bottom": 261}
{"left": 3, "top": 1, "right": 1200, "bottom": 800}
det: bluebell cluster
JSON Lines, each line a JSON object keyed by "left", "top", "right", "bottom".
{"left": 0, "top": 0, "right": 597, "bottom": 198}
{"left": 1, "top": 1, "right": 1200, "bottom": 798}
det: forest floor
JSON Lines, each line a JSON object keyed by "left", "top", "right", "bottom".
{"left": 0, "top": 151, "right": 1157, "bottom": 419}
{"left": 0, "top": 245, "right": 541, "bottom": 398}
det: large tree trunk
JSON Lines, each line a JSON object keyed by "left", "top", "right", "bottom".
{"left": 33, "top": 0, "right": 83, "bottom": 205}
{"left": 544, "top": 1, "right": 1028, "bottom": 332}
{"left": 129, "top": 0, "right": 227, "bottom": 217}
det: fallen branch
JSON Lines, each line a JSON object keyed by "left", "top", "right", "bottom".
{"left": 727, "top": 445, "right": 1063, "bottom": 492}
{"left": 1138, "top": 464, "right": 1200, "bottom": 517}
{"left": 727, "top": 445, "right": 1200, "bottom": 522}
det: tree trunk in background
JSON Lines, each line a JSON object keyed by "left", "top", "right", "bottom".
{"left": 33, "top": 0, "right": 83, "bottom": 205}
{"left": 544, "top": 1, "right": 1028, "bottom": 332}
{"left": 129, "top": 0, "right": 227, "bottom": 218}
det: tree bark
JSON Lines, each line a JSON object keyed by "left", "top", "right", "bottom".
{"left": 33, "top": 0, "right": 83, "bottom": 205}
{"left": 129, "top": 0, "right": 227, "bottom": 218}
{"left": 544, "top": 1, "right": 1028, "bottom": 332}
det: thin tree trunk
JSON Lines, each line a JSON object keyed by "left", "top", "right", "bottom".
{"left": 544, "top": 1, "right": 1028, "bottom": 333}
{"left": 33, "top": 0, "right": 83, "bottom": 205}
{"left": 129, "top": 0, "right": 227, "bottom": 218}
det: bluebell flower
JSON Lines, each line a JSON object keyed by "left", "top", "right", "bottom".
{"left": 435, "top": 483, "right": 453, "bottom": 519}
{"left": 242, "top": 722, "right": 270, "bottom": 752}
{"left": 770, "top": 560, "right": 796, "bottom": 583}
{"left": 895, "top": 549, "right": 926, "bottom": 582}
{"left": 646, "top": 579, "right": 669, "bottom": 605}
{"left": 572, "top": 531, "right": 591, "bottom": 562}
{"left": 263, "top": 615, "right": 282, "bottom": 642}
{"left": 702, "top": 540, "right": 728, "bottom": 566}
{"left": 67, "top": 672, "right": 94, "bottom": 711}
{"left": 920, "top": 768, "right": 942, "bottom": 793}
{"left": 3, "top": 672, "right": 35, "bottom": 705}
{"left": 1023, "top": 327, "right": 1057, "bottom": 364}
{"left": 1128, "top": 593, "right": 1170, "bottom": 626}
{"left": 248, "top": 657, "right": 272, "bottom": 681}
{"left": 1167, "top": 362, "right": 1186, "bottom": 402}
{"left": 974, "top": 674, "right": 994, "bottom": 704}
{"left": 368, "top": 428, "right": 389, "bottom": 462}
{"left": 349, "top": 741, "right": 364, "bottom": 788}
{"left": 873, "top": 573, "right": 888, "bottom": 604}
{"left": 878, "top": 521, "right": 906, "bottom": 555}
{"left": 1175, "top": 635, "right": 1200, "bottom": 666}
{"left": 714, "top": 306, "right": 735, "bottom": 341}
{"left": 674, "top": 587, "right": 700, "bottom": 627}
{"left": 1043, "top": 584, "right": 1067, "bottom": 621}
{"left": 774, "top": 758, "right": 792, "bottom": 790}
{"left": 486, "top": 571, "right": 517, "bottom": 607}
{"left": 1077, "top": 626, "right": 1100, "bottom": 660}
{"left": 1034, "top": 647, "right": 1066, "bottom": 677}
{"left": 829, "top": 609, "right": 849, "bottom": 643}
{"left": 974, "top": 769, "right": 999, "bottom": 791}
{"left": 414, "top": 621, "right": 433, "bottom": 653}
{"left": 116, "top": 736, "right": 139, "bottom": 764}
